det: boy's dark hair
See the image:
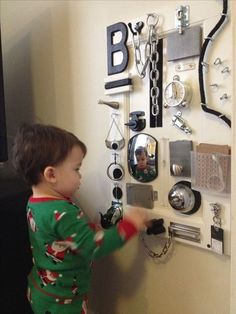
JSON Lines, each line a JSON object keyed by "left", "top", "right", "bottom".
{"left": 135, "top": 146, "right": 148, "bottom": 157}
{"left": 12, "top": 123, "right": 87, "bottom": 186}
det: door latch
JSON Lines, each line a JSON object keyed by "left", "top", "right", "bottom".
{"left": 172, "top": 111, "right": 192, "bottom": 134}
{"left": 175, "top": 5, "right": 189, "bottom": 34}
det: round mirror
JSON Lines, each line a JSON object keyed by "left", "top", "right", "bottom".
{"left": 128, "top": 133, "right": 158, "bottom": 182}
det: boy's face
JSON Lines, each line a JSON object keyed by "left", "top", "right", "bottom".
{"left": 53, "top": 145, "right": 84, "bottom": 198}
{"left": 136, "top": 152, "right": 148, "bottom": 169}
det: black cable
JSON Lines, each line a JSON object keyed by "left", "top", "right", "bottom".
{"left": 198, "top": 0, "right": 231, "bottom": 127}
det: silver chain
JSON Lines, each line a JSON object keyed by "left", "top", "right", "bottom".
{"left": 131, "top": 13, "right": 159, "bottom": 79}
{"left": 133, "top": 31, "right": 149, "bottom": 79}
{"left": 149, "top": 27, "right": 160, "bottom": 117}
{"left": 210, "top": 203, "right": 222, "bottom": 230}
{"left": 140, "top": 233, "right": 173, "bottom": 259}
{"left": 131, "top": 13, "right": 160, "bottom": 120}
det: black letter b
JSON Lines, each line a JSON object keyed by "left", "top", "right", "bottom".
{"left": 107, "top": 22, "right": 129, "bottom": 76}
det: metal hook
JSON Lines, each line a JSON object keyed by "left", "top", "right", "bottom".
{"left": 209, "top": 84, "right": 219, "bottom": 92}
{"left": 220, "top": 93, "right": 228, "bottom": 101}
{"left": 134, "top": 21, "right": 144, "bottom": 34}
{"left": 221, "top": 66, "right": 230, "bottom": 74}
{"left": 214, "top": 57, "right": 222, "bottom": 66}
{"left": 128, "top": 21, "right": 144, "bottom": 36}
{"left": 128, "top": 22, "right": 137, "bottom": 36}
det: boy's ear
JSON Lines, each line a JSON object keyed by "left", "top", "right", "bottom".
{"left": 43, "top": 166, "right": 57, "bottom": 183}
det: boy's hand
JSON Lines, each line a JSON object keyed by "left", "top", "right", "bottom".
{"left": 124, "top": 207, "right": 150, "bottom": 231}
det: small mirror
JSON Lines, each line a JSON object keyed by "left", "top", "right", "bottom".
{"left": 128, "top": 133, "right": 158, "bottom": 182}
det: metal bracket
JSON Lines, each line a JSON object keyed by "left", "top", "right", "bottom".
{"left": 175, "top": 62, "right": 195, "bottom": 72}
{"left": 175, "top": 5, "right": 189, "bottom": 34}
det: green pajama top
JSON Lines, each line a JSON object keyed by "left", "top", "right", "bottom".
{"left": 134, "top": 167, "right": 156, "bottom": 182}
{"left": 27, "top": 196, "right": 138, "bottom": 304}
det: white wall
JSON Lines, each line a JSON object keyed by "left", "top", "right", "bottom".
{"left": 1, "top": 1, "right": 234, "bottom": 314}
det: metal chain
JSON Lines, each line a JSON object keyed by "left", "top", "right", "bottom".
{"left": 140, "top": 232, "right": 173, "bottom": 259}
{"left": 132, "top": 31, "right": 146, "bottom": 78}
{"left": 131, "top": 13, "right": 159, "bottom": 79}
{"left": 149, "top": 28, "right": 160, "bottom": 117}
{"left": 210, "top": 203, "right": 222, "bottom": 230}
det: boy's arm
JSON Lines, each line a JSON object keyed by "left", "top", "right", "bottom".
{"left": 91, "top": 218, "right": 138, "bottom": 259}
{"left": 55, "top": 205, "right": 146, "bottom": 261}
